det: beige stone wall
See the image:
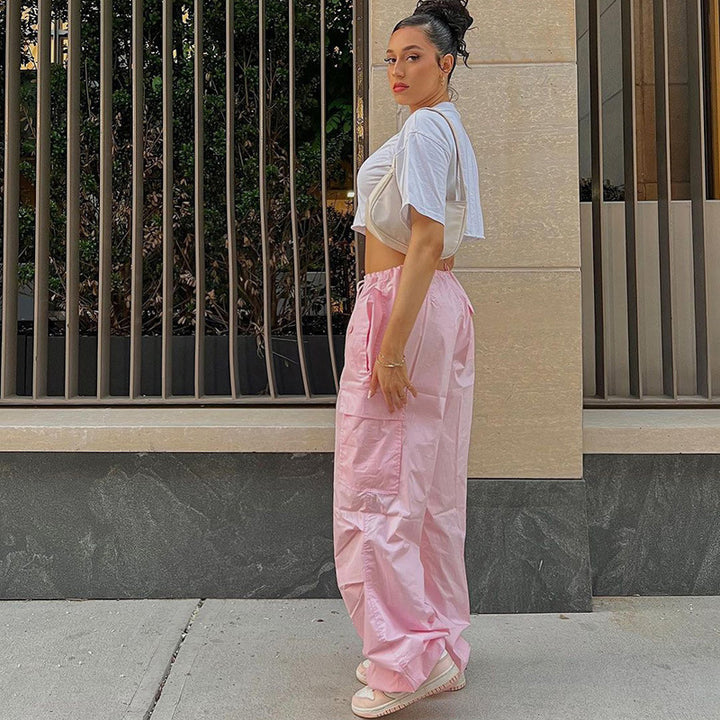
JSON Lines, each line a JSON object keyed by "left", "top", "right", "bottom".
{"left": 370, "top": 0, "right": 583, "bottom": 478}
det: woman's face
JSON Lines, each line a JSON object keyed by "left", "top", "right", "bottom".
{"left": 385, "top": 25, "right": 454, "bottom": 112}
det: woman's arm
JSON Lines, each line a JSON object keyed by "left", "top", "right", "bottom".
{"left": 368, "top": 207, "right": 444, "bottom": 412}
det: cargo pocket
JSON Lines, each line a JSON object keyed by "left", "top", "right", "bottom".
{"left": 343, "top": 304, "right": 372, "bottom": 376}
{"left": 335, "top": 388, "right": 404, "bottom": 495}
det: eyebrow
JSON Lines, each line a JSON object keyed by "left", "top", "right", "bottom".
{"left": 385, "top": 45, "right": 424, "bottom": 54}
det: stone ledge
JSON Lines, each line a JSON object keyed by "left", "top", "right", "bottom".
{"left": 1, "top": 407, "right": 718, "bottom": 454}
{"left": 0, "top": 407, "right": 337, "bottom": 452}
{"left": 584, "top": 409, "right": 720, "bottom": 453}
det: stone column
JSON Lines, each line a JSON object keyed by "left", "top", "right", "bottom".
{"left": 369, "top": 1, "right": 583, "bottom": 480}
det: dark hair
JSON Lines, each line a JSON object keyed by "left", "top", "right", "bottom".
{"left": 392, "top": 0, "right": 474, "bottom": 100}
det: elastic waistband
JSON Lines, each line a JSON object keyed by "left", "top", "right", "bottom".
{"left": 357, "top": 264, "right": 458, "bottom": 295}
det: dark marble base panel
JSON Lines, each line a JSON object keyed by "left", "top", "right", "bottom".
{"left": 465, "top": 478, "right": 592, "bottom": 613}
{"left": 584, "top": 454, "right": 720, "bottom": 596}
{"left": 0, "top": 453, "right": 592, "bottom": 612}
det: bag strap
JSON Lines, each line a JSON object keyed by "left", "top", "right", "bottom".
{"left": 423, "top": 107, "right": 465, "bottom": 202}
{"left": 390, "top": 106, "right": 467, "bottom": 202}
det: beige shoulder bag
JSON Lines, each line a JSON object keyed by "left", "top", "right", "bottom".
{"left": 365, "top": 106, "right": 467, "bottom": 259}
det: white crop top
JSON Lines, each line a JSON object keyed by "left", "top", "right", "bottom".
{"left": 351, "top": 101, "right": 485, "bottom": 246}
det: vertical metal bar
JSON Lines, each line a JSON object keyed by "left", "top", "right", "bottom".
{"left": 226, "top": 0, "right": 239, "bottom": 397}
{"left": 162, "top": 0, "right": 173, "bottom": 398}
{"left": 33, "top": 0, "right": 51, "bottom": 398}
{"left": 352, "top": 0, "right": 369, "bottom": 286}
{"left": 1, "top": 0, "right": 20, "bottom": 398}
{"left": 287, "top": 0, "right": 311, "bottom": 397}
{"left": 194, "top": 0, "right": 205, "bottom": 398}
{"left": 686, "top": 0, "right": 710, "bottom": 398}
{"left": 65, "top": 0, "right": 80, "bottom": 399}
{"left": 65, "top": 0, "right": 81, "bottom": 398}
{"left": 709, "top": 0, "right": 720, "bottom": 198}
{"left": 258, "top": 0, "right": 277, "bottom": 397}
{"left": 319, "top": 0, "right": 338, "bottom": 392}
{"left": 97, "top": 0, "right": 112, "bottom": 397}
{"left": 588, "top": 0, "right": 607, "bottom": 399}
{"left": 129, "top": 0, "right": 144, "bottom": 398}
{"left": 652, "top": 0, "right": 677, "bottom": 398}
{"left": 620, "top": 0, "right": 641, "bottom": 399}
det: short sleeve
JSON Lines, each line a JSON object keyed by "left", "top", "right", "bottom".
{"left": 350, "top": 202, "right": 366, "bottom": 236}
{"left": 394, "top": 130, "right": 453, "bottom": 228}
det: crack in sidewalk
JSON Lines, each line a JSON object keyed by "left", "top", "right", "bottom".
{"left": 143, "top": 598, "right": 206, "bottom": 720}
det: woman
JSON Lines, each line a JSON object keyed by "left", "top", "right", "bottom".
{"left": 333, "top": 0, "right": 485, "bottom": 717}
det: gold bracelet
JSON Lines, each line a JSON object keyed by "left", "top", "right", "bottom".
{"left": 376, "top": 351, "right": 406, "bottom": 368}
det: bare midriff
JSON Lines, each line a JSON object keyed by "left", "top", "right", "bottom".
{"left": 363, "top": 230, "right": 455, "bottom": 275}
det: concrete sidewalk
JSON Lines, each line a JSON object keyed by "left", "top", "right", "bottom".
{"left": 1, "top": 596, "right": 718, "bottom": 719}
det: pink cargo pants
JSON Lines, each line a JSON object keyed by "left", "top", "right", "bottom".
{"left": 333, "top": 263, "right": 475, "bottom": 694}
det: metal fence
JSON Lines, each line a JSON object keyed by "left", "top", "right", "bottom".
{"left": 0, "top": 0, "right": 366, "bottom": 405}
{"left": 580, "top": 0, "right": 720, "bottom": 406}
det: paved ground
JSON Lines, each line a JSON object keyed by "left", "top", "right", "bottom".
{"left": 1, "top": 595, "right": 718, "bottom": 719}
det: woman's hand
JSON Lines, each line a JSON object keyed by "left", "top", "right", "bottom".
{"left": 369, "top": 358, "right": 418, "bottom": 413}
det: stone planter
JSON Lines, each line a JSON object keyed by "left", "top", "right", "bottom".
{"left": 15, "top": 334, "right": 346, "bottom": 398}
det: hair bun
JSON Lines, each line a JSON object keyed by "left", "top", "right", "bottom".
{"left": 413, "top": 0, "right": 474, "bottom": 44}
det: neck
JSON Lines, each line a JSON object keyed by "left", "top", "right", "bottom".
{"left": 408, "top": 95, "right": 451, "bottom": 113}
